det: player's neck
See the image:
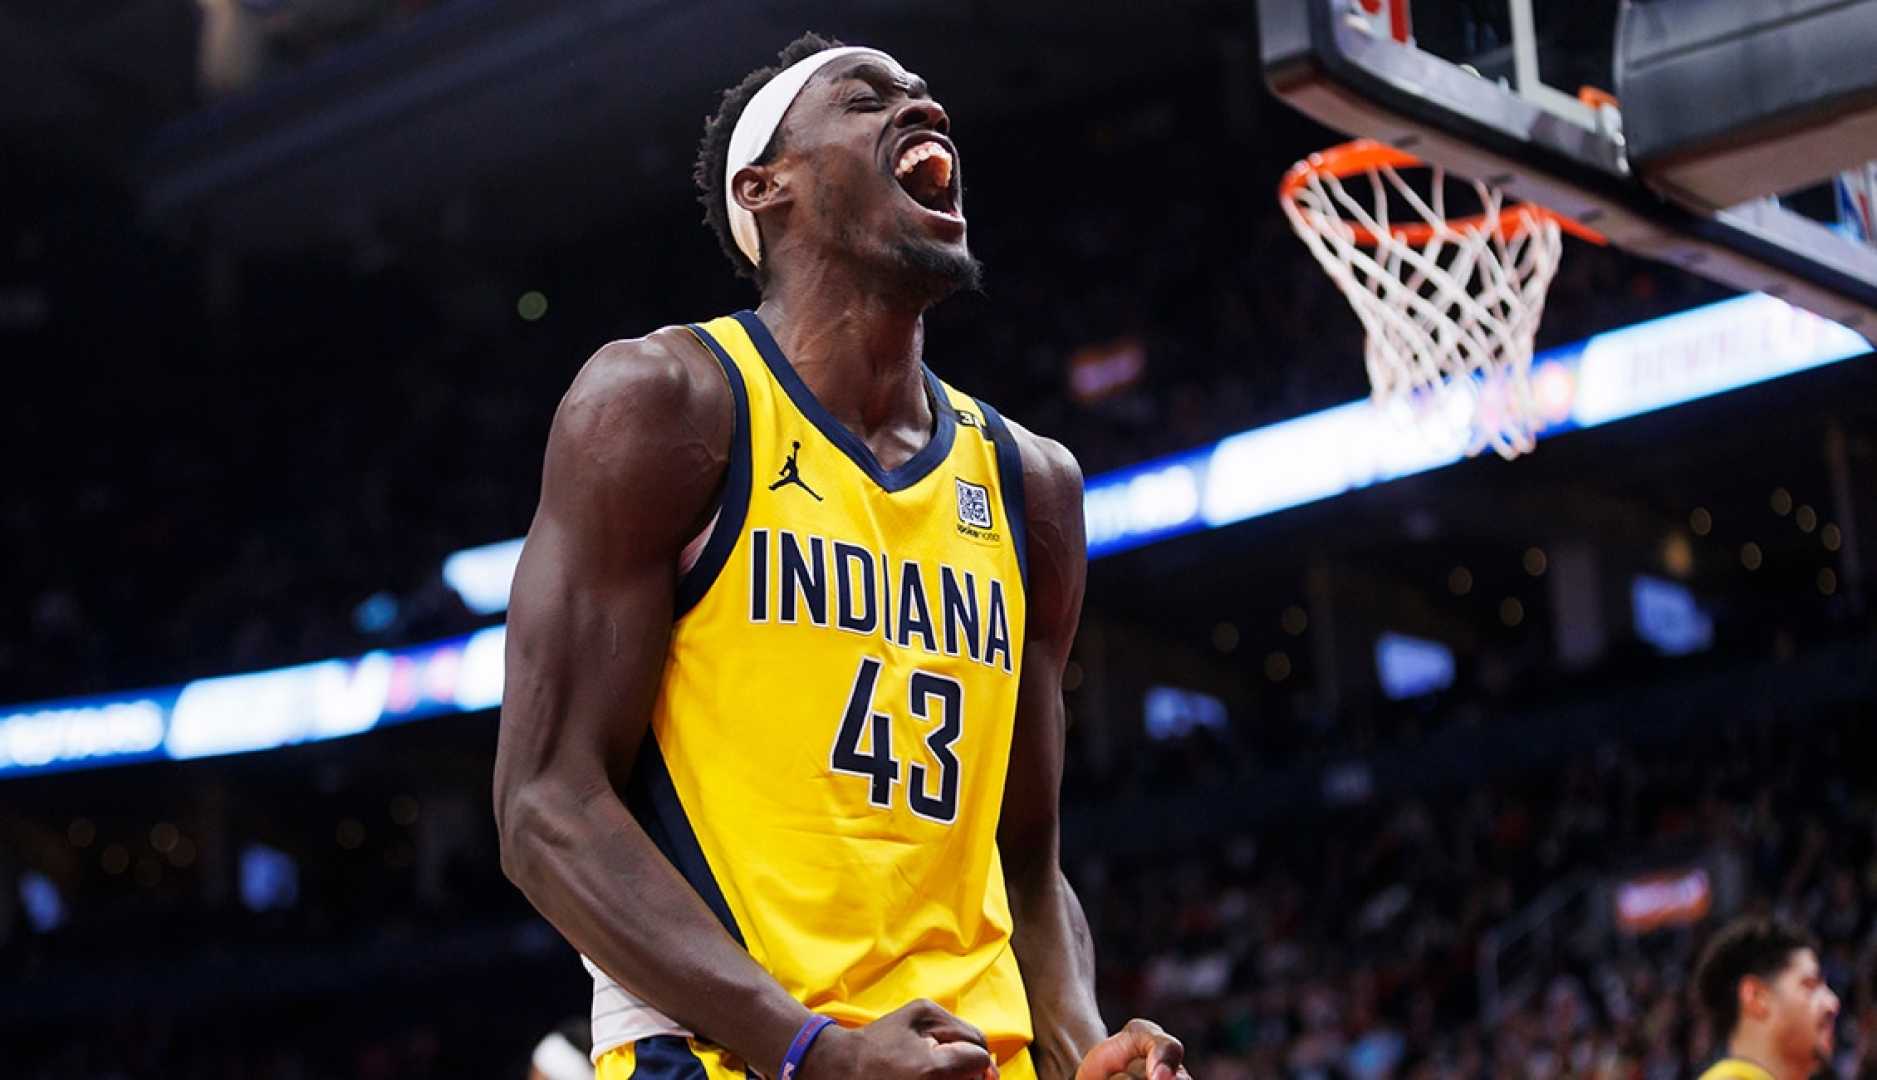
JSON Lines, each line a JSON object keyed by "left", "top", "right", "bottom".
{"left": 1726, "top": 1030, "right": 1799, "bottom": 1079}
{"left": 754, "top": 283, "right": 931, "bottom": 436}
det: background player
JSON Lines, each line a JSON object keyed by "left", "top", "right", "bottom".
{"left": 494, "top": 34, "right": 1190, "bottom": 1080}
{"left": 1692, "top": 916, "right": 1841, "bottom": 1080}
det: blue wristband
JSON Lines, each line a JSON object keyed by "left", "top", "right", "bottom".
{"left": 779, "top": 1015, "right": 838, "bottom": 1080}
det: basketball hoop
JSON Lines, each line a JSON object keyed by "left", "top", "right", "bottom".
{"left": 1279, "top": 140, "right": 1604, "bottom": 460}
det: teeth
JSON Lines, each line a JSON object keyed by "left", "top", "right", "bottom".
{"left": 895, "top": 141, "right": 953, "bottom": 180}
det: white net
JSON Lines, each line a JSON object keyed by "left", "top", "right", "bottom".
{"left": 1280, "top": 142, "right": 1565, "bottom": 460}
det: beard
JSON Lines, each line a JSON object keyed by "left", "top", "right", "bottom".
{"left": 889, "top": 232, "right": 983, "bottom": 304}
{"left": 821, "top": 181, "right": 983, "bottom": 305}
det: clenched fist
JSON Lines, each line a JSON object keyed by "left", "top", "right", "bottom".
{"left": 1073, "top": 1018, "right": 1190, "bottom": 1080}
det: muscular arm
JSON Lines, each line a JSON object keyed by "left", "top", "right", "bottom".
{"left": 493, "top": 329, "right": 814, "bottom": 1077}
{"left": 996, "top": 426, "right": 1107, "bottom": 1080}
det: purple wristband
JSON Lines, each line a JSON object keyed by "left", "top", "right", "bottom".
{"left": 779, "top": 1014, "right": 838, "bottom": 1080}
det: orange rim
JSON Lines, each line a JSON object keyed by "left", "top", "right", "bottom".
{"left": 1279, "top": 139, "right": 1608, "bottom": 247}
{"left": 1577, "top": 85, "right": 1619, "bottom": 111}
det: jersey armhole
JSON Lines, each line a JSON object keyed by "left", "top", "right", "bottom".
{"left": 675, "top": 324, "right": 752, "bottom": 618}
{"left": 974, "top": 398, "right": 1029, "bottom": 593}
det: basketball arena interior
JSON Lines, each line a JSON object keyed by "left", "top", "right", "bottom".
{"left": 7, "top": 1, "right": 1877, "bottom": 1076}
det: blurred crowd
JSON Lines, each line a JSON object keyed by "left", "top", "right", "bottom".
{"left": 12, "top": 686, "right": 1877, "bottom": 1078}
{"left": 1092, "top": 705, "right": 1877, "bottom": 1079}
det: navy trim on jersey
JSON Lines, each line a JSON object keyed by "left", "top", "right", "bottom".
{"left": 629, "top": 1035, "right": 719, "bottom": 1079}
{"left": 676, "top": 323, "right": 754, "bottom": 618}
{"left": 623, "top": 735, "right": 746, "bottom": 947}
{"left": 732, "top": 309, "right": 957, "bottom": 493}
{"left": 975, "top": 398, "right": 1029, "bottom": 591}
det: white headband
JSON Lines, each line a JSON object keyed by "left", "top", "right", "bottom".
{"left": 725, "top": 46, "right": 892, "bottom": 268}
{"left": 531, "top": 1032, "right": 594, "bottom": 1080}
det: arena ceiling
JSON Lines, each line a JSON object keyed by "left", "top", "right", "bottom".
{"left": 134, "top": 0, "right": 1242, "bottom": 251}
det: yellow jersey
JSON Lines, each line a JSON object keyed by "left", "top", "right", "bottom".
{"left": 607, "top": 311, "right": 1035, "bottom": 1077}
{"left": 1696, "top": 1060, "right": 1777, "bottom": 1080}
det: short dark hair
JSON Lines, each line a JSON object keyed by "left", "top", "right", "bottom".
{"left": 1694, "top": 916, "right": 1818, "bottom": 1040}
{"left": 694, "top": 32, "right": 845, "bottom": 285}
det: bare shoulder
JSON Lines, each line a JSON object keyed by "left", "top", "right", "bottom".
{"left": 998, "top": 413, "right": 1085, "bottom": 530}
{"left": 540, "top": 325, "right": 733, "bottom": 543}
{"left": 552, "top": 326, "right": 731, "bottom": 458}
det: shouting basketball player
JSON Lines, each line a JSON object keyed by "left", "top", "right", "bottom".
{"left": 495, "top": 33, "right": 1192, "bottom": 1080}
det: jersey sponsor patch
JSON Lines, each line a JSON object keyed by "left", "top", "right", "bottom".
{"left": 956, "top": 478, "right": 993, "bottom": 530}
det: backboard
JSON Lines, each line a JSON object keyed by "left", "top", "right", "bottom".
{"left": 1258, "top": 0, "right": 1877, "bottom": 334}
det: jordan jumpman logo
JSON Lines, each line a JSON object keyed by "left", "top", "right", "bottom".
{"left": 770, "top": 440, "right": 823, "bottom": 501}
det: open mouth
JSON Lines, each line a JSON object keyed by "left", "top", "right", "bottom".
{"left": 893, "top": 137, "right": 959, "bottom": 218}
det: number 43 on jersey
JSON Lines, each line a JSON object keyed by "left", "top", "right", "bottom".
{"left": 830, "top": 657, "right": 963, "bottom": 824}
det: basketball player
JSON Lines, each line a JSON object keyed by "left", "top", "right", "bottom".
{"left": 1692, "top": 916, "right": 1841, "bottom": 1080}
{"left": 494, "top": 33, "right": 1191, "bottom": 1080}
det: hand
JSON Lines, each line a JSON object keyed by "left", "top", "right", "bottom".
{"left": 1073, "top": 1018, "right": 1190, "bottom": 1080}
{"left": 802, "top": 999, "right": 998, "bottom": 1080}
